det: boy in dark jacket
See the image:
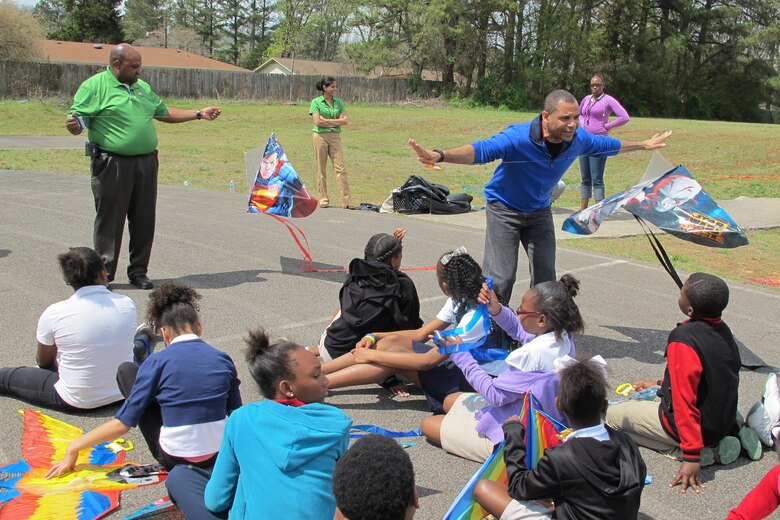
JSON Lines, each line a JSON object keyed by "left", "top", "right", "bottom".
{"left": 474, "top": 359, "right": 646, "bottom": 520}
{"left": 606, "top": 272, "right": 746, "bottom": 494}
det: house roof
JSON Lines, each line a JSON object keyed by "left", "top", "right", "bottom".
{"left": 41, "top": 40, "right": 249, "bottom": 72}
{"left": 255, "top": 57, "right": 447, "bottom": 82}
{"left": 255, "top": 57, "right": 357, "bottom": 76}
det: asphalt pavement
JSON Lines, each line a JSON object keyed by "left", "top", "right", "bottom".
{"left": 1, "top": 168, "right": 779, "bottom": 520}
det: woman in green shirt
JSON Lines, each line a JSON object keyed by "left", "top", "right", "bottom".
{"left": 309, "top": 77, "right": 355, "bottom": 209}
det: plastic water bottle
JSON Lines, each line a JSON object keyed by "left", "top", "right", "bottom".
{"left": 183, "top": 180, "right": 190, "bottom": 187}
{"left": 229, "top": 180, "right": 235, "bottom": 193}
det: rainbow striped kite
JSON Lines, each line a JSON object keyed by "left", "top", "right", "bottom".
{"left": 443, "top": 393, "right": 568, "bottom": 520}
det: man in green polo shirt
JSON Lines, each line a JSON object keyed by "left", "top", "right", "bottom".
{"left": 65, "top": 43, "right": 221, "bottom": 289}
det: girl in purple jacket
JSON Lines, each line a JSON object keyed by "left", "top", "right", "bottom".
{"left": 422, "top": 274, "right": 584, "bottom": 463}
{"left": 578, "top": 73, "right": 630, "bottom": 210}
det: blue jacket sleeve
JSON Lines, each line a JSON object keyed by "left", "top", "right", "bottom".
{"left": 204, "top": 416, "right": 240, "bottom": 512}
{"left": 471, "top": 127, "right": 518, "bottom": 164}
{"left": 577, "top": 130, "right": 621, "bottom": 158}
{"left": 115, "top": 359, "right": 162, "bottom": 427}
{"left": 226, "top": 362, "right": 243, "bottom": 413}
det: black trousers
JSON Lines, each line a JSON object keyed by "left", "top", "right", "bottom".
{"left": 116, "top": 362, "right": 217, "bottom": 470}
{"left": 0, "top": 366, "right": 82, "bottom": 412}
{"left": 91, "top": 151, "right": 158, "bottom": 280}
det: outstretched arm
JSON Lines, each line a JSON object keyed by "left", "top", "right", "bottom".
{"left": 618, "top": 131, "right": 672, "bottom": 153}
{"left": 408, "top": 139, "right": 475, "bottom": 165}
{"left": 351, "top": 346, "right": 447, "bottom": 371}
{"left": 46, "top": 419, "right": 131, "bottom": 478}
{"left": 157, "top": 107, "right": 221, "bottom": 123}
{"left": 355, "top": 317, "right": 450, "bottom": 349}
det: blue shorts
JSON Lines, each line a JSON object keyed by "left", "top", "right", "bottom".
{"left": 413, "top": 341, "right": 474, "bottom": 414}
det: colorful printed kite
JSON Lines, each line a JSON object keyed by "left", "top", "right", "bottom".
{"left": 563, "top": 164, "right": 749, "bottom": 249}
{"left": 246, "top": 133, "right": 318, "bottom": 218}
{"left": 0, "top": 410, "right": 166, "bottom": 520}
{"left": 443, "top": 393, "right": 568, "bottom": 520}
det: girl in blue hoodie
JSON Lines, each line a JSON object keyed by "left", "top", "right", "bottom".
{"left": 166, "top": 328, "right": 352, "bottom": 520}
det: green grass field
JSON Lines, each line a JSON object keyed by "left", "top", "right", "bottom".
{"left": 1, "top": 97, "right": 778, "bottom": 288}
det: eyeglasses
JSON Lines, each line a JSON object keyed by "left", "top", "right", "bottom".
{"left": 515, "top": 306, "right": 541, "bottom": 316}
{"left": 590, "top": 83, "right": 603, "bottom": 87}
{"left": 441, "top": 246, "right": 468, "bottom": 266}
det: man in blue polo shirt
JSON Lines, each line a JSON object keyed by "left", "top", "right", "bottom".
{"left": 409, "top": 90, "right": 671, "bottom": 303}
{"left": 65, "top": 44, "right": 222, "bottom": 289}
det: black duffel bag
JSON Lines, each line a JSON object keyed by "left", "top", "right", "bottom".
{"left": 392, "top": 175, "right": 471, "bottom": 215}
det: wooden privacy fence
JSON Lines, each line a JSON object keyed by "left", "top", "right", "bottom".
{"left": 0, "top": 61, "right": 441, "bottom": 102}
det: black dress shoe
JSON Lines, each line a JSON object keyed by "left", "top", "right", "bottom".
{"left": 129, "top": 275, "right": 154, "bottom": 290}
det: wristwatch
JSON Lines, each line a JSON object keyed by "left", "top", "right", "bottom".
{"left": 432, "top": 148, "right": 445, "bottom": 163}
{"left": 196, "top": 110, "right": 202, "bottom": 120}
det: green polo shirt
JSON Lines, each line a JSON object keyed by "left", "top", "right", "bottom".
{"left": 309, "top": 95, "right": 346, "bottom": 133}
{"left": 70, "top": 67, "right": 169, "bottom": 156}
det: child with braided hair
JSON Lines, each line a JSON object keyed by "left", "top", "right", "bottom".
{"left": 423, "top": 274, "right": 584, "bottom": 462}
{"left": 316, "top": 228, "right": 422, "bottom": 363}
{"left": 323, "top": 247, "right": 494, "bottom": 413}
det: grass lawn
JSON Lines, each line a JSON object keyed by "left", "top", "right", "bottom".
{"left": 1, "top": 97, "right": 778, "bottom": 289}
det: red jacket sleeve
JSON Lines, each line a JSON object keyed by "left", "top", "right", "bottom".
{"left": 726, "top": 465, "right": 780, "bottom": 520}
{"left": 667, "top": 341, "right": 704, "bottom": 462}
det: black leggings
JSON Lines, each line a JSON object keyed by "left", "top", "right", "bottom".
{"left": 0, "top": 366, "right": 82, "bottom": 412}
{"left": 116, "top": 362, "right": 216, "bottom": 470}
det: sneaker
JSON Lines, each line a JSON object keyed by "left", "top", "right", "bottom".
{"left": 713, "top": 436, "right": 741, "bottom": 465}
{"left": 738, "top": 425, "right": 763, "bottom": 460}
{"left": 747, "top": 402, "right": 775, "bottom": 447}
{"left": 763, "top": 373, "right": 780, "bottom": 422}
{"left": 699, "top": 447, "right": 715, "bottom": 467}
{"left": 133, "top": 322, "right": 160, "bottom": 364}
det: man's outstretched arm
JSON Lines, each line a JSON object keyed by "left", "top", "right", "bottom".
{"left": 619, "top": 130, "right": 673, "bottom": 153}
{"left": 408, "top": 139, "right": 476, "bottom": 165}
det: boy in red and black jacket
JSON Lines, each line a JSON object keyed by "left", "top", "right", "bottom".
{"left": 606, "top": 272, "right": 742, "bottom": 494}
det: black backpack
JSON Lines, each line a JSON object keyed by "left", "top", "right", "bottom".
{"left": 392, "top": 175, "right": 472, "bottom": 215}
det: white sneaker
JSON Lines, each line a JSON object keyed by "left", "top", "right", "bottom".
{"left": 747, "top": 402, "right": 775, "bottom": 447}
{"left": 763, "top": 373, "right": 780, "bottom": 422}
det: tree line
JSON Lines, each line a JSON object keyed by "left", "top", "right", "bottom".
{"left": 31, "top": 0, "right": 780, "bottom": 122}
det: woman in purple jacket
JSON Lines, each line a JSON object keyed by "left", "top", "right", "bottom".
{"left": 578, "top": 74, "right": 630, "bottom": 210}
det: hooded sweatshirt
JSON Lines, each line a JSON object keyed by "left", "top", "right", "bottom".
{"left": 504, "top": 421, "right": 646, "bottom": 520}
{"left": 324, "top": 258, "right": 422, "bottom": 358}
{"left": 204, "top": 400, "right": 352, "bottom": 519}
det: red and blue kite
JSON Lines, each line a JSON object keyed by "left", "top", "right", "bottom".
{"left": 245, "top": 133, "right": 318, "bottom": 218}
{"left": 0, "top": 410, "right": 166, "bottom": 520}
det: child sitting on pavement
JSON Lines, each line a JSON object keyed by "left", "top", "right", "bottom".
{"left": 421, "top": 275, "right": 583, "bottom": 463}
{"left": 606, "top": 272, "right": 755, "bottom": 494}
{"left": 322, "top": 247, "right": 489, "bottom": 413}
{"left": 474, "top": 358, "right": 647, "bottom": 519}
{"left": 166, "top": 328, "right": 352, "bottom": 519}
{"left": 316, "top": 228, "right": 422, "bottom": 363}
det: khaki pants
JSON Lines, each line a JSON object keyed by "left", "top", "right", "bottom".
{"left": 605, "top": 400, "right": 680, "bottom": 452}
{"left": 312, "top": 132, "right": 351, "bottom": 206}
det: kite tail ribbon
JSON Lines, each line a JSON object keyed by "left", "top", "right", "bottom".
{"left": 633, "top": 215, "right": 684, "bottom": 289}
{"left": 349, "top": 425, "right": 423, "bottom": 439}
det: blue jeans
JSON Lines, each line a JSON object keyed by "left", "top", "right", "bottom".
{"left": 482, "top": 201, "right": 556, "bottom": 303}
{"left": 579, "top": 155, "right": 607, "bottom": 200}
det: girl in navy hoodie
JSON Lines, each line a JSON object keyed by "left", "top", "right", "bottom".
{"left": 166, "top": 328, "right": 352, "bottom": 520}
